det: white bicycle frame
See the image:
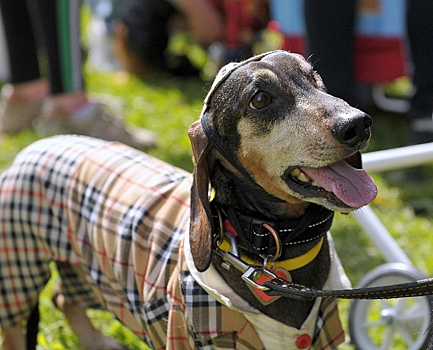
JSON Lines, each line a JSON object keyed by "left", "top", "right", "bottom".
{"left": 353, "top": 142, "right": 433, "bottom": 265}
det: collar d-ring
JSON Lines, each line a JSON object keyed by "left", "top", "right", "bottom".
{"left": 261, "top": 223, "right": 282, "bottom": 262}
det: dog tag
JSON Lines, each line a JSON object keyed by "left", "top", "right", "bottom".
{"left": 247, "top": 267, "right": 292, "bottom": 305}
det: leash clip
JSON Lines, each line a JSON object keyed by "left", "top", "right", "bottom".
{"left": 214, "top": 234, "right": 275, "bottom": 292}
{"left": 242, "top": 265, "right": 278, "bottom": 291}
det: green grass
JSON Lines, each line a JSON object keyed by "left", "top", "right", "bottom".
{"left": 2, "top": 58, "right": 433, "bottom": 349}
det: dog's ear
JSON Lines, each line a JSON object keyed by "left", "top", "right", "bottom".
{"left": 188, "top": 120, "right": 214, "bottom": 272}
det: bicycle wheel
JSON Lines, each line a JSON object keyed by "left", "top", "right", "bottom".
{"left": 348, "top": 263, "right": 433, "bottom": 350}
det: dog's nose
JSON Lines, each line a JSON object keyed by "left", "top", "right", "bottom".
{"left": 332, "top": 112, "right": 372, "bottom": 147}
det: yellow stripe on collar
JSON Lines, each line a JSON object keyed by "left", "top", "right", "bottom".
{"left": 219, "top": 237, "right": 324, "bottom": 271}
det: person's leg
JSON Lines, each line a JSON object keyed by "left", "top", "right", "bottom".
{"left": 406, "top": 0, "right": 433, "bottom": 116}
{"left": 0, "top": 0, "right": 49, "bottom": 100}
{"left": 1, "top": 0, "right": 156, "bottom": 149}
{"left": 407, "top": 0, "right": 433, "bottom": 115}
{"left": 0, "top": 0, "right": 49, "bottom": 132}
{"left": 406, "top": 0, "right": 433, "bottom": 144}
{"left": 26, "top": 0, "right": 89, "bottom": 115}
{"left": 0, "top": 0, "right": 78, "bottom": 132}
{"left": 0, "top": 0, "right": 40, "bottom": 84}
{"left": 26, "top": 0, "right": 83, "bottom": 95}
{"left": 304, "top": 0, "right": 357, "bottom": 105}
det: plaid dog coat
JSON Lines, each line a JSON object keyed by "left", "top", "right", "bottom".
{"left": 0, "top": 135, "right": 346, "bottom": 349}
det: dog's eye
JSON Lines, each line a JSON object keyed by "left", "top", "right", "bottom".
{"left": 308, "top": 73, "right": 318, "bottom": 87}
{"left": 309, "top": 71, "right": 324, "bottom": 89}
{"left": 250, "top": 91, "right": 272, "bottom": 109}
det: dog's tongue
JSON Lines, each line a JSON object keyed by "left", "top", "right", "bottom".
{"left": 302, "top": 160, "right": 377, "bottom": 208}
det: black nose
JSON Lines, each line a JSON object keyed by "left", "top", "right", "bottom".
{"left": 332, "top": 112, "right": 372, "bottom": 147}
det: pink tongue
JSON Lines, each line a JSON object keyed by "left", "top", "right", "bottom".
{"left": 302, "top": 160, "right": 377, "bottom": 208}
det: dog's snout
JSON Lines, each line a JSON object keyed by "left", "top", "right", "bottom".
{"left": 332, "top": 112, "right": 372, "bottom": 147}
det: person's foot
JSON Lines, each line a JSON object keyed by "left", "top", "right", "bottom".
{"left": 0, "top": 79, "right": 49, "bottom": 133}
{"left": 408, "top": 87, "right": 433, "bottom": 145}
{"left": 408, "top": 110, "right": 433, "bottom": 145}
{"left": 35, "top": 97, "right": 156, "bottom": 151}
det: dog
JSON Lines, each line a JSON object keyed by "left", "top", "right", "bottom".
{"left": 0, "top": 50, "right": 377, "bottom": 350}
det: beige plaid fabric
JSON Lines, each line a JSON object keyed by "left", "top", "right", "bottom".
{"left": 0, "top": 135, "right": 345, "bottom": 349}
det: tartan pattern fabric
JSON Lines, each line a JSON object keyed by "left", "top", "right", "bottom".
{"left": 0, "top": 136, "right": 101, "bottom": 328}
{"left": 0, "top": 135, "right": 345, "bottom": 349}
{"left": 312, "top": 298, "right": 345, "bottom": 349}
{"left": 175, "top": 246, "right": 344, "bottom": 350}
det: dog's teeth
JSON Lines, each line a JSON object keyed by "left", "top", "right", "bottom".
{"left": 312, "top": 180, "right": 320, "bottom": 187}
{"left": 290, "top": 168, "right": 301, "bottom": 177}
{"left": 298, "top": 172, "right": 309, "bottom": 183}
{"left": 290, "top": 168, "right": 311, "bottom": 183}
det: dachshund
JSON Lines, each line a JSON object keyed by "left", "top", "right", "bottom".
{"left": 0, "top": 50, "right": 377, "bottom": 349}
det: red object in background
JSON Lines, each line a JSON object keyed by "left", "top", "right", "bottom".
{"left": 213, "top": 0, "right": 270, "bottom": 48}
{"left": 354, "top": 37, "right": 407, "bottom": 84}
{"left": 272, "top": 0, "right": 408, "bottom": 84}
{"left": 280, "top": 35, "right": 407, "bottom": 84}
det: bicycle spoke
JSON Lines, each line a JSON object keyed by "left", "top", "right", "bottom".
{"left": 379, "top": 326, "right": 395, "bottom": 350}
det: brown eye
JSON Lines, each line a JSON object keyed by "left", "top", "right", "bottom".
{"left": 250, "top": 91, "right": 272, "bottom": 109}
{"left": 308, "top": 74, "right": 317, "bottom": 87}
{"left": 309, "top": 71, "right": 324, "bottom": 89}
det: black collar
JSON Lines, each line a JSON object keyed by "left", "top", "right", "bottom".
{"left": 212, "top": 204, "right": 334, "bottom": 259}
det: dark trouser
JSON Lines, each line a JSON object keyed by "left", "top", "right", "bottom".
{"left": 304, "top": 0, "right": 433, "bottom": 116}
{"left": 407, "top": 0, "right": 433, "bottom": 116}
{"left": 0, "top": 0, "right": 83, "bottom": 94}
{"left": 304, "top": 0, "right": 357, "bottom": 105}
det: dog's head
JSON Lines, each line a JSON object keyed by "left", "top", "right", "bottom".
{"left": 188, "top": 50, "right": 377, "bottom": 271}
